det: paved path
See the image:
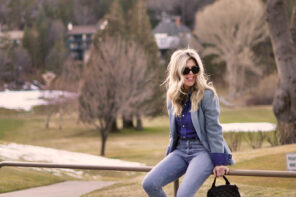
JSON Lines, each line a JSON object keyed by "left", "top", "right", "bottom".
{"left": 0, "top": 181, "right": 115, "bottom": 197}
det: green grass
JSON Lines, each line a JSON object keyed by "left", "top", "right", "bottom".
{"left": 0, "top": 118, "right": 24, "bottom": 137}
{"left": 231, "top": 152, "right": 296, "bottom": 189}
{"left": 220, "top": 106, "right": 276, "bottom": 123}
{"left": 0, "top": 108, "right": 25, "bottom": 116}
{"left": 0, "top": 105, "right": 294, "bottom": 196}
{"left": 0, "top": 167, "right": 65, "bottom": 193}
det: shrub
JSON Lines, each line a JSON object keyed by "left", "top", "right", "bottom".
{"left": 224, "top": 132, "right": 243, "bottom": 152}
{"left": 267, "top": 130, "right": 280, "bottom": 147}
{"left": 246, "top": 131, "right": 267, "bottom": 149}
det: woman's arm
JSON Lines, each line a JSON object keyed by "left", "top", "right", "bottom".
{"left": 202, "top": 90, "right": 224, "bottom": 152}
{"left": 202, "top": 90, "right": 232, "bottom": 166}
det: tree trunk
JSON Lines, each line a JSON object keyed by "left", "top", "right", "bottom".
{"left": 58, "top": 109, "right": 63, "bottom": 130}
{"left": 122, "top": 114, "right": 134, "bottom": 129}
{"left": 100, "top": 130, "right": 107, "bottom": 156}
{"left": 227, "top": 61, "right": 238, "bottom": 98}
{"left": 110, "top": 120, "right": 119, "bottom": 133}
{"left": 45, "top": 109, "right": 53, "bottom": 129}
{"left": 238, "top": 66, "right": 245, "bottom": 96}
{"left": 136, "top": 113, "right": 143, "bottom": 131}
{"left": 267, "top": 0, "right": 296, "bottom": 144}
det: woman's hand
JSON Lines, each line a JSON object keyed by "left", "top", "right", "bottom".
{"left": 213, "top": 165, "right": 229, "bottom": 177}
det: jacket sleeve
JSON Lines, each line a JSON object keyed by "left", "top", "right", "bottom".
{"left": 202, "top": 90, "right": 232, "bottom": 166}
{"left": 166, "top": 97, "right": 172, "bottom": 156}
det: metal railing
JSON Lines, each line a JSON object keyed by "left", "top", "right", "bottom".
{"left": 1, "top": 161, "right": 296, "bottom": 197}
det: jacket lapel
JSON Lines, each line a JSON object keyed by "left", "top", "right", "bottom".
{"left": 191, "top": 108, "right": 210, "bottom": 151}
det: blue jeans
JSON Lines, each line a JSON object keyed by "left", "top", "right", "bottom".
{"left": 142, "top": 139, "right": 214, "bottom": 197}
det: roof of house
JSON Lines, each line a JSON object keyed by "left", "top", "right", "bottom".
{"left": 67, "top": 25, "right": 99, "bottom": 35}
{"left": 152, "top": 18, "right": 191, "bottom": 36}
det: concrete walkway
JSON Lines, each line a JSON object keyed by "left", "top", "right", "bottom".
{"left": 0, "top": 181, "right": 115, "bottom": 197}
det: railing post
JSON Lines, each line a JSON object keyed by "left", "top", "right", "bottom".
{"left": 174, "top": 179, "right": 179, "bottom": 197}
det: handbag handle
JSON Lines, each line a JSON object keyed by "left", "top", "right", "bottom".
{"left": 211, "top": 176, "right": 230, "bottom": 188}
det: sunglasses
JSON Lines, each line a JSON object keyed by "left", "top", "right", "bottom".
{"left": 182, "top": 66, "right": 200, "bottom": 75}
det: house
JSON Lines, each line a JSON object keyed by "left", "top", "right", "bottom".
{"left": 66, "top": 21, "right": 107, "bottom": 63}
{"left": 152, "top": 12, "right": 191, "bottom": 57}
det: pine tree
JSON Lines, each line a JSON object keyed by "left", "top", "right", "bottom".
{"left": 128, "top": 0, "right": 164, "bottom": 118}
{"left": 22, "top": 26, "right": 41, "bottom": 70}
{"left": 97, "top": 0, "right": 127, "bottom": 39}
{"left": 45, "top": 38, "right": 68, "bottom": 75}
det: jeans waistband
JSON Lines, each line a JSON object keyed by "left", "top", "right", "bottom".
{"left": 179, "top": 136, "right": 199, "bottom": 140}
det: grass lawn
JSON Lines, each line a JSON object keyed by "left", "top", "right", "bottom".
{"left": 220, "top": 106, "right": 277, "bottom": 123}
{"left": 0, "top": 106, "right": 295, "bottom": 196}
{"left": 0, "top": 165, "right": 66, "bottom": 193}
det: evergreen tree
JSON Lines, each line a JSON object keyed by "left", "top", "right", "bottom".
{"left": 37, "top": 12, "right": 52, "bottom": 70}
{"left": 46, "top": 38, "right": 68, "bottom": 75}
{"left": 77, "top": 0, "right": 114, "bottom": 24}
{"left": 55, "top": 0, "right": 75, "bottom": 26}
{"left": 97, "top": 0, "right": 127, "bottom": 39}
{"left": 22, "top": 26, "right": 41, "bottom": 70}
{"left": 6, "top": 0, "right": 36, "bottom": 29}
{"left": 128, "top": 0, "right": 165, "bottom": 118}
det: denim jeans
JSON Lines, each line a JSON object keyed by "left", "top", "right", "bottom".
{"left": 142, "top": 138, "right": 214, "bottom": 197}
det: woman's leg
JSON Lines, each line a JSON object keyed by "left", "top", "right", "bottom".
{"left": 142, "top": 151, "right": 187, "bottom": 197}
{"left": 176, "top": 151, "right": 213, "bottom": 197}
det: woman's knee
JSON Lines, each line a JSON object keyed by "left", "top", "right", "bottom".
{"left": 142, "top": 175, "right": 159, "bottom": 192}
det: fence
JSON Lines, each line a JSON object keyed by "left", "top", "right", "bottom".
{"left": 1, "top": 161, "right": 296, "bottom": 197}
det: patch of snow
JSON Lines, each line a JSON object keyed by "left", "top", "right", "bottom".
{"left": 0, "top": 90, "right": 77, "bottom": 111}
{"left": 221, "top": 122, "right": 276, "bottom": 132}
{"left": 0, "top": 143, "right": 144, "bottom": 178}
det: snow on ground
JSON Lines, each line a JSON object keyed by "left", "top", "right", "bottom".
{"left": 221, "top": 122, "right": 276, "bottom": 132}
{"left": 0, "top": 90, "right": 77, "bottom": 111}
{"left": 0, "top": 143, "right": 144, "bottom": 178}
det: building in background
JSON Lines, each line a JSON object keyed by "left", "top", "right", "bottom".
{"left": 66, "top": 21, "right": 107, "bottom": 63}
{"left": 152, "top": 12, "right": 191, "bottom": 57}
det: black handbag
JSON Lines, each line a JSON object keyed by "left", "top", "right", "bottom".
{"left": 207, "top": 176, "right": 241, "bottom": 197}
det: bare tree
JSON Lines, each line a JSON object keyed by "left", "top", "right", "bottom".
{"left": 266, "top": 0, "right": 296, "bottom": 144}
{"left": 45, "top": 59, "right": 81, "bottom": 130}
{"left": 194, "top": 0, "right": 268, "bottom": 98}
{"left": 79, "top": 37, "right": 155, "bottom": 156}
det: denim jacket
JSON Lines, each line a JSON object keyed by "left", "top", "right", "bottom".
{"left": 166, "top": 89, "right": 235, "bottom": 166}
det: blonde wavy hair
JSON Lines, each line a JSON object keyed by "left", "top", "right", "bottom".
{"left": 164, "top": 48, "right": 216, "bottom": 116}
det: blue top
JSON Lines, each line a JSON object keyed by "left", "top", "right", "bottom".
{"left": 175, "top": 91, "right": 198, "bottom": 139}
{"left": 166, "top": 90, "right": 234, "bottom": 166}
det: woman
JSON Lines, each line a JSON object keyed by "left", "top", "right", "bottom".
{"left": 142, "top": 48, "right": 234, "bottom": 197}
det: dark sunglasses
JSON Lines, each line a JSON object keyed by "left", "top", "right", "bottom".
{"left": 182, "top": 66, "right": 200, "bottom": 75}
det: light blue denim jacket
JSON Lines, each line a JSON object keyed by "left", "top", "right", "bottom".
{"left": 166, "top": 89, "right": 235, "bottom": 166}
